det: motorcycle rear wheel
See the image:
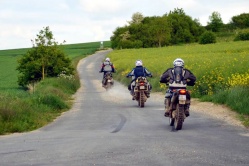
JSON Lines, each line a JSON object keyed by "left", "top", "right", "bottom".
{"left": 105, "top": 82, "right": 112, "bottom": 91}
{"left": 139, "top": 92, "right": 145, "bottom": 107}
{"left": 174, "top": 104, "right": 184, "bottom": 130}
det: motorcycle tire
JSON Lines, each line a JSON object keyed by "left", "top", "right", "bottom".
{"left": 174, "top": 104, "right": 184, "bottom": 130}
{"left": 105, "top": 82, "right": 112, "bottom": 91}
{"left": 139, "top": 92, "right": 145, "bottom": 107}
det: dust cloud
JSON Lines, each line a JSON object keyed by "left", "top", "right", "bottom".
{"left": 92, "top": 79, "right": 131, "bottom": 103}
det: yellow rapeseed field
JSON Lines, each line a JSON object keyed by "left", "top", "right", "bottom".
{"left": 108, "top": 41, "right": 249, "bottom": 97}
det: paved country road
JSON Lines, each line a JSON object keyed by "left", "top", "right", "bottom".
{"left": 0, "top": 50, "right": 249, "bottom": 166}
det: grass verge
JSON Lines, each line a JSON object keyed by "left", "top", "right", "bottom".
{"left": 0, "top": 76, "right": 79, "bottom": 134}
{"left": 200, "top": 86, "right": 249, "bottom": 127}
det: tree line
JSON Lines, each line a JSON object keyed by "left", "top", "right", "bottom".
{"left": 110, "top": 8, "right": 249, "bottom": 49}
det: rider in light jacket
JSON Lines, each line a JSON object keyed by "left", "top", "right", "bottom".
{"left": 99, "top": 57, "right": 115, "bottom": 86}
{"left": 160, "top": 58, "right": 196, "bottom": 117}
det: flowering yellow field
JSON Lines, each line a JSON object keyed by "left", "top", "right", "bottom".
{"left": 108, "top": 41, "right": 249, "bottom": 97}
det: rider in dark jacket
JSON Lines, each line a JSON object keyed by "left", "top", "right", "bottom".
{"left": 126, "top": 60, "right": 152, "bottom": 99}
{"left": 160, "top": 58, "right": 196, "bottom": 117}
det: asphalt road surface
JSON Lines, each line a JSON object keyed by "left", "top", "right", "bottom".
{"left": 0, "top": 50, "right": 249, "bottom": 166}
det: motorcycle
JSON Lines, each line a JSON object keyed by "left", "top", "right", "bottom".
{"left": 102, "top": 72, "right": 114, "bottom": 90}
{"left": 132, "top": 76, "right": 151, "bottom": 107}
{"left": 165, "top": 88, "right": 189, "bottom": 130}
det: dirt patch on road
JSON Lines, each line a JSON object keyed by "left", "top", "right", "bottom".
{"left": 190, "top": 98, "right": 244, "bottom": 128}
{"left": 152, "top": 93, "right": 245, "bottom": 129}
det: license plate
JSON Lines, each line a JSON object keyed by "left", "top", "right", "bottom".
{"left": 179, "top": 95, "right": 186, "bottom": 101}
{"left": 107, "top": 80, "right": 112, "bottom": 82}
{"left": 179, "top": 100, "right": 186, "bottom": 104}
{"left": 140, "top": 86, "right": 145, "bottom": 89}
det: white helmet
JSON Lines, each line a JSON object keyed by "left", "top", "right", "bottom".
{"left": 105, "top": 57, "right": 110, "bottom": 62}
{"left": 135, "top": 60, "right": 143, "bottom": 66}
{"left": 173, "top": 58, "right": 184, "bottom": 67}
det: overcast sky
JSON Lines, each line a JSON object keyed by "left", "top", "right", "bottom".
{"left": 0, "top": 0, "right": 248, "bottom": 50}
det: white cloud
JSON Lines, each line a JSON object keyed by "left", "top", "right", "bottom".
{"left": 0, "top": 0, "right": 249, "bottom": 50}
{"left": 79, "top": 0, "right": 125, "bottom": 13}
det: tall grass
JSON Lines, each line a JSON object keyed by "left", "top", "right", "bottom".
{"left": 206, "top": 87, "right": 249, "bottom": 114}
{"left": 0, "top": 77, "right": 79, "bottom": 134}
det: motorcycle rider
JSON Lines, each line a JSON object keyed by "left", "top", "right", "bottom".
{"left": 126, "top": 60, "right": 152, "bottom": 99}
{"left": 99, "top": 57, "right": 115, "bottom": 86}
{"left": 160, "top": 58, "right": 196, "bottom": 117}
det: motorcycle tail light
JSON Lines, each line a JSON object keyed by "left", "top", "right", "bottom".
{"left": 179, "top": 89, "right": 186, "bottom": 94}
{"left": 139, "top": 82, "right": 145, "bottom": 86}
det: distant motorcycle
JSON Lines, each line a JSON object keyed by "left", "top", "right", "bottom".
{"left": 132, "top": 76, "right": 151, "bottom": 107}
{"left": 166, "top": 88, "right": 189, "bottom": 130}
{"left": 102, "top": 72, "right": 114, "bottom": 90}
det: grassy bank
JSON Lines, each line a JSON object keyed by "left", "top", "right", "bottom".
{"left": 108, "top": 41, "right": 249, "bottom": 127}
{"left": 0, "top": 41, "right": 111, "bottom": 135}
{"left": 0, "top": 77, "right": 79, "bottom": 134}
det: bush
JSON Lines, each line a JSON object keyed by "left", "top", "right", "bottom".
{"left": 35, "top": 94, "right": 68, "bottom": 110}
{"left": 234, "top": 30, "right": 249, "bottom": 41}
{"left": 119, "top": 40, "right": 143, "bottom": 49}
{"left": 199, "top": 31, "right": 217, "bottom": 44}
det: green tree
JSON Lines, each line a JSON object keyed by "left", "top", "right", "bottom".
{"left": 207, "top": 11, "right": 224, "bottom": 32}
{"left": 231, "top": 13, "right": 249, "bottom": 29}
{"left": 167, "top": 8, "right": 204, "bottom": 44}
{"left": 17, "top": 26, "right": 73, "bottom": 87}
{"left": 110, "top": 8, "right": 204, "bottom": 49}
{"left": 199, "top": 31, "right": 217, "bottom": 44}
{"left": 145, "top": 16, "right": 171, "bottom": 47}
{"left": 128, "top": 12, "right": 144, "bottom": 25}
{"left": 110, "top": 26, "right": 129, "bottom": 49}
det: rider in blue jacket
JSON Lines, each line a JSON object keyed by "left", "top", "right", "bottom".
{"left": 126, "top": 60, "right": 152, "bottom": 99}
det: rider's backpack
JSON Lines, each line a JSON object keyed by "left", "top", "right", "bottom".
{"left": 103, "top": 62, "right": 112, "bottom": 72}
{"left": 172, "top": 66, "right": 185, "bottom": 84}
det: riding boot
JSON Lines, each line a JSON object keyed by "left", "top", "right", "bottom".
{"left": 184, "top": 103, "right": 190, "bottom": 117}
{"left": 146, "top": 84, "right": 152, "bottom": 98}
{"left": 128, "top": 84, "right": 131, "bottom": 91}
{"left": 102, "top": 78, "right": 106, "bottom": 87}
{"left": 164, "top": 98, "right": 171, "bottom": 117}
{"left": 145, "top": 91, "right": 150, "bottom": 98}
{"left": 130, "top": 88, "right": 135, "bottom": 100}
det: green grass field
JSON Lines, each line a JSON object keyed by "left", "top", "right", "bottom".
{"left": 108, "top": 41, "right": 249, "bottom": 94}
{"left": 0, "top": 41, "right": 111, "bottom": 92}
